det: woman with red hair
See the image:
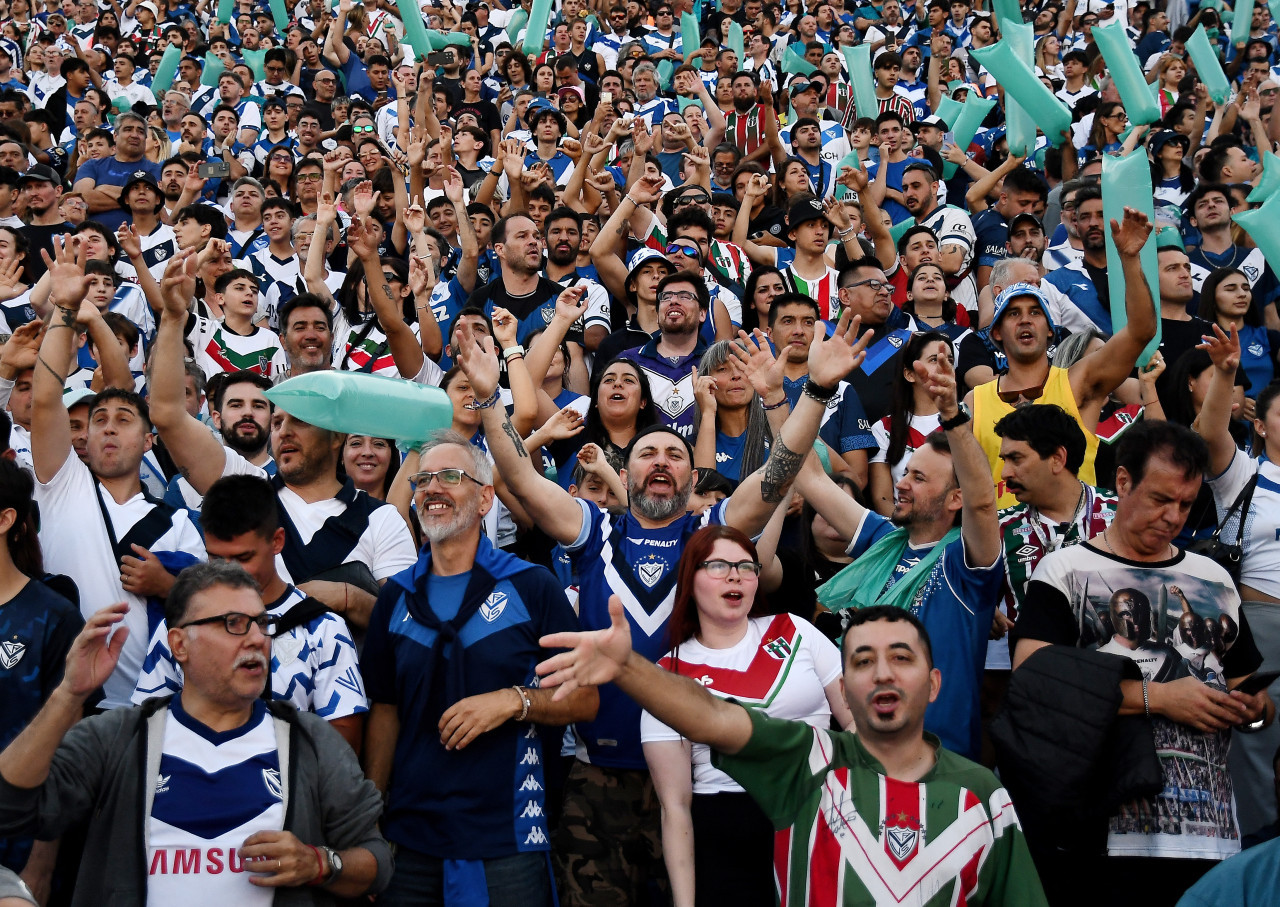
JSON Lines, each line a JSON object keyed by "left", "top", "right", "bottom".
{"left": 640, "top": 525, "right": 853, "bottom": 907}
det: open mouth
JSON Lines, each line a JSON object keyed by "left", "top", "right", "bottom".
{"left": 871, "top": 690, "right": 900, "bottom": 716}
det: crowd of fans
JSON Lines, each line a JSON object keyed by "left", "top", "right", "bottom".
{"left": 0, "top": 0, "right": 1279, "bottom": 902}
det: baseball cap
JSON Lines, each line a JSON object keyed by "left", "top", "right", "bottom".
{"left": 991, "top": 282, "right": 1057, "bottom": 339}
{"left": 626, "top": 246, "right": 676, "bottom": 282}
{"left": 1149, "top": 128, "right": 1190, "bottom": 154}
{"left": 63, "top": 387, "right": 97, "bottom": 409}
{"left": 787, "top": 195, "right": 828, "bottom": 231}
{"left": 916, "top": 114, "right": 948, "bottom": 130}
{"left": 1007, "top": 212, "right": 1044, "bottom": 235}
{"left": 16, "top": 163, "right": 62, "bottom": 188}
{"left": 120, "top": 170, "right": 161, "bottom": 198}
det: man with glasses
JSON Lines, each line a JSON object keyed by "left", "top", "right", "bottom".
{"left": 360, "top": 430, "right": 597, "bottom": 905}
{"left": 594, "top": 4, "right": 639, "bottom": 69}
{"left": 0, "top": 562, "right": 391, "bottom": 900}
{"left": 837, "top": 258, "right": 919, "bottom": 424}
{"left": 969, "top": 209, "right": 1157, "bottom": 509}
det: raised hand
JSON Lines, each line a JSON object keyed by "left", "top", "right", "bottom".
{"left": 0, "top": 320, "right": 46, "bottom": 373}
{"left": 0, "top": 255, "right": 24, "bottom": 302}
{"left": 346, "top": 214, "right": 378, "bottom": 260}
{"left": 408, "top": 253, "right": 437, "bottom": 299}
{"left": 586, "top": 167, "right": 616, "bottom": 195}
{"left": 631, "top": 117, "right": 653, "bottom": 155}
{"left": 918, "top": 342, "right": 961, "bottom": 419}
{"left": 40, "top": 234, "right": 91, "bottom": 308}
{"left": 629, "top": 173, "right": 665, "bottom": 206}
{"left": 443, "top": 166, "right": 465, "bottom": 203}
{"left": 743, "top": 172, "right": 770, "bottom": 200}
{"left": 491, "top": 306, "right": 519, "bottom": 350}
{"left": 452, "top": 321, "right": 501, "bottom": 400}
{"left": 402, "top": 198, "right": 426, "bottom": 234}
{"left": 1109, "top": 205, "right": 1153, "bottom": 258}
{"left": 553, "top": 285, "right": 588, "bottom": 325}
{"left": 536, "top": 595, "right": 634, "bottom": 700}
{"left": 115, "top": 222, "right": 143, "bottom": 261}
{"left": 315, "top": 191, "right": 338, "bottom": 225}
{"left": 61, "top": 603, "right": 130, "bottom": 700}
{"left": 730, "top": 329, "right": 787, "bottom": 402}
{"left": 823, "top": 195, "right": 851, "bottom": 231}
{"left": 159, "top": 248, "right": 198, "bottom": 319}
{"left": 806, "top": 310, "right": 869, "bottom": 389}
{"left": 351, "top": 179, "right": 376, "bottom": 217}
{"left": 838, "top": 165, "right": 868, "bottom": 194}
{"left": 692, "top": 364, "right": 717, "bottom": 413}
{"left": 582, "top": 130, "right": 609, "bottom": 157}
{"left": 543, "top": 406, "right": 586, "bottom": 441}
{"left": 1198, "top": 322, "right": 1240, "bottom": 373}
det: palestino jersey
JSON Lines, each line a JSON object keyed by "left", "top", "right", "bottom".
{"left": 714, "top": 709, "right": 1049, "bottom": 907}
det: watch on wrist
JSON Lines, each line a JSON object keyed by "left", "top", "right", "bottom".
{"left": 939, "top": 403, "right": 971, "bottom": 431}
{"left": 322, "top": 846, "right": 343, "bottom": 885}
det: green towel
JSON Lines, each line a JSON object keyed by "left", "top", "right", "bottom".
{"left": 818, "top": 526, "right": 959, "bottom": 613}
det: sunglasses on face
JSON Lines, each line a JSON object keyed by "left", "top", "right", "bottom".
{"left": 352, "top": 124, "right": 375, "bottom": 134}
{"left": 665, "top": 243, "right": 701, "bottom": 258}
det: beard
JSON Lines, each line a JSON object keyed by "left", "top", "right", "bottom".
{"left": 629, "top": 471, "right": 692, "bottom": 521}
{"left": 733, "top": 95, "right": 756, "bottom": 113}
{"left": 221, "top": 417, "right": 269, "bottom": 455}
{"left": 418, "top": 492, "right": 481, "bottom": 544}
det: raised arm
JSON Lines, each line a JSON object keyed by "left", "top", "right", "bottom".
{"left": 451, "top": 316, "right": 588, "bottom": 547}
{"left": 115, "top": 224, "right": 164, "bottom": 314}
{"left": 1194, "top": 324, "right": 1243, "bottom": 477}
{"left": 1070, "top": 207, "right": 1158, "bottom": 409}
{"left": 723, "top": 311, "right": 871, "bottom": 535}
{"left": 149, "top": 250, "right": 229, "bottom": 494}
{"left": 304, "top": 194, "right": 340, "bottom": 307}
{"left": 731, "top": 173, "right": 781, "bottom": 267}
{"left": 31, "top": 238, "right": 91, "bottom": 484}
{"left": 841, "top": 166, "right": 896, "bottom": 271}
{"left": 347, "top": 207, "right": 425, "bottom": 380}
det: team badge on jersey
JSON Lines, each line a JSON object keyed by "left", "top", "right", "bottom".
{"left": 481, "top": 591, "right": 508, "bottom": 622}
{"left": 885, "top": 815, "right": 921, "bottom": 864}
{"left": 0, "top": 639, "right": 25, "bottom": 669}
{"left": 637, "top": 556, "right": 666, "bottom": 588}
{"left": 763, "top": 637, "right": 792, "bottom": 660}
{"left": 262, "top": 767, "right": 283, "bottom": 800}
{"left": 273, "top": 631, "right": 304, "bottom": 666}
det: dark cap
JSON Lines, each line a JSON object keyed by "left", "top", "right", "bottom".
{"left": 15, "top": 163, "right": 64, "bottom": 188}
{"left": 1007, "top": 212, "right": 1044, "bottom": 235}
{"left": 120, "top": 169, "right": 161, "bottom": 198}
{"left": 1149, "top": 128, "right": 1190, "bottom": 154}
{"left": 787, "top": 195, "right": 828, "bottom": 231}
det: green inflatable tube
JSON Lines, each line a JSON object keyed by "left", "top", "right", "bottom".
{"left": 242, "top": 47, "right": 267, "bottom": 81}
{"left": 833, "top": 147, "right": 861, "bottom": 199}
{"left": 269, "top": 0, "right": 291, "bottom": 32}
{"left": 991, "top": 0, "right": 1022, "bottom": 28}
{"left": 505, "top": 9, "right": 529, "bottom": 45}
{"left": 200, "top": 51, "right": 226, "bottom": 87}
{"left": 522, "top": 0, "right": 554, "bottom": 55}
{"left": 217, "top": 0, "right": 234, "bottom": 24}
{"left": 1093, "top": 19, "right": 1160, "bottom": 125}
{"left": 1101, "top": 150, "right": 1161, "bottom": 366}
{"left": 1186, "top": 25, "right": 1230, "bottom": 105}
{"left": 656, "top": 59, "right": 674, "bottom": 89}
{"left": 1235, "top": 192, "right": 1280, "bottom": 275}
{"left": 264, "top": 372, "right": 454, "bottom": 444}
{"left": 727, "top": 20, "right": 744, "bottom": 60}
{"left": 1248, "top": 151, "right": 1280, "bottom": 202}
{"left": 1232, "top": 0, "right": 1256, "bottom": 47}
{"left": 970, "top": 41, "right": 1071, "bottom": 146}
{"left": 150, "top": 42, "right": 183, "bottom": 95}
{"left": 681, "top": 12, "right": 699, "bottom": 58}
{"left": 942, "top": 92, "right": 995, "bottom": 179}
{"left": 1003, "top": 21, "right": 1037, "bottom": 157}
{"left": 395, "top": 0, "right": 432, "bottom": 59}
{"left": 935, "top": 95, "right": 962, "bottom": 132}
{"left": 783, "top": 44, "right": 818, "bottom": 75}
{"left": 842, "top": 44, "right": 877, "bottom": 122}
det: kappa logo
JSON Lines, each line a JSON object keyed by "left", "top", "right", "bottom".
{"left": 520, "top": 800, "right": 544, "bottom": 818}
{"left": 262, "top": 768, "right": 282, "bottom": 800}
{"left": 519, "top": 747, "right": 540, "bottom": 765}
{"left": 637, "top": 558, "right": 666, "bottom": 588}
{"left": 524, "top": 826, "right": 548, "bottom": 845}
{"left": 519, "top": 774, "right": 543, "bottom": 791}
{"left": 480, "top": 591, "right": 508, "bottom": 623}
{"left": 0, "top": 639, "right": 25, "bottom": 670}
{"left": 886, "top": 824, "right": 919, "bottom": 862}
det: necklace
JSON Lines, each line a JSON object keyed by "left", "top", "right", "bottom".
{"left": 1100, "top": 528, "right": 1174, "bottom": 560}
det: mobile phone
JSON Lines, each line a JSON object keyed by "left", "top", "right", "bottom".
{"left": 427, "top": 50, "right": 450, "bottom": 65}
{"left": 198, "top": 159, "right": 231, "bottom": 179}
{"left": 1235, "top": 670, "right": 1280, "bottom": 697}
{"left": 601, "top": 91, "right": 613, "bottom": 105}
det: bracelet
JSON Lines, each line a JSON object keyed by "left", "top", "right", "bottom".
{"left": 836, "top": 226, "right": 856, "bottom": 237}
{"left": 304, "top": 844, "right": 327, "bottom": 886}
{"left": 802, "top": 379, "right": 837, "bottom": 403}
{"left": 464, "top": 387, "right": 502, "bottom": 410}
{"left": 504, "top": 353, "right": 525, "bottom": 364}
{"left": 502, "top": 344, "right": 526, "bottom": 361}
{"left": 512, "top": 685, "right": 531, "bottom": 722}
{"left": 761, "top": 395, "right": 789, "bottom": 411}
{"left": 1141, "top": 677, "right": 1150, "bottom": 718}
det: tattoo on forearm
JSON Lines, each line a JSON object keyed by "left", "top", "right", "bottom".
{"left": 381, "top": 284, "right": 395, "bottom": 304}
{"left": 502, "top": 417, "right": 530, "bottom": 459}
{"left": 759, "top": 437, "right": 804, "bottom": 504}
{"left": 36, "top": 357, "right": 62, "bottom": 382}
{"left": 57, "top": 306, "right": 77, "bottom": 329}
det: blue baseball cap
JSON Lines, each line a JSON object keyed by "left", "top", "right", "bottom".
{"left": 991, "top": 282, "right": 1057, "bottom": 341}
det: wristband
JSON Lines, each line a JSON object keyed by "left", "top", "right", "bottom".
{"left": 464, "top": 387, "right": 502, "bottom": 410}
{"left": 304, "top": 844, "right": 328, "bottom": 886}
{"left": 1141, "top": 677, "right": 1150, "bottom": 718}
{"left": 761, "top": 395, "right": 788, "bottom": 411}
{"left": 802, "top": 379, "right": 837, "bottom": 403}
{"left": 512, "top": 685, "right": 531, "bottom": 722}
{"left": 502, "top": 344, "right": 526, "bottom": 361}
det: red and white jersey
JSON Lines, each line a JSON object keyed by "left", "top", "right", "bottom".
{"left": 640, "top": 613, "right": 840, "bottom": 794}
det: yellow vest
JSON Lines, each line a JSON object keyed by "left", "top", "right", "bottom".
{"left": 972, "top": 366, "right": 1099, "bottom": 510}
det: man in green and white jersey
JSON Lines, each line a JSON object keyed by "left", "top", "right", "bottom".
{"left": 537, "top": 599, "right": 1048, "bottom": 906}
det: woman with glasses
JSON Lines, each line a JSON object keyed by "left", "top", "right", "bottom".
{"left": 265, "top": 147, "right": 297, "bottom": 194}
{"left": 1085, "top": 101, "right": 1128, "bottom": 163}
{"left": 641, "top": 525, "right": 852, "bottom": 907}
{"left": 869, "top": 331, "right": 952, "bottom": 516}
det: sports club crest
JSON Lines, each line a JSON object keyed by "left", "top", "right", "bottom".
{"left": 763, "top": 636, "right": 792, "bottom": 660}
{"left": 884, "top": 813, "right": 921, "bottom": 865}
{"left": 0, "top": 639, "right": 25, "bottom": 670}
{"left": 481, "top": 591, "right": 508, "bottom": 622}
{"left": 262, "top": 768, "right": 282, "bottom": 800}
{"left": 637, "top": 556, "right": 666, "bottom": 588}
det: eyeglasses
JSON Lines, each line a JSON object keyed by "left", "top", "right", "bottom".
{"left": 314, "top": 75, "right": 336, "bottom": 83}
{"left": 296, "top": 172, "right": 322, "bottom": 182}
{"left": 658, "top": 289, "right": 698, "bottom": 303}
{"left": 698, "top": 558, "right": 762, "bottom": 577}
{"left": 674, "top": 194, "right": 710, "bottom": 207}
{"left": 352, "top": 124, "right": 375, "bottom": 134}
{"left": 843, "top": 277, "right": 890, "bottom": 294}
{"left": 665, "top": 243, "right": 701, "bottom": 258}
{"left": 411, "top": 468, "right": 483, "bottom": 487}
{"left": 179, "top": 611, "right": 279, "bottom": 637}
{"left": 996, "top": 379, "right": 1046, "bottom": 405}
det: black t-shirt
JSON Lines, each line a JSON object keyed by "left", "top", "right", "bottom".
{"left": 0, "top": 580, "right": 83, "bottom": 749}
{"left": 451, "top": 98, "right": 503, "bottom": 137}
{"left": 465, "top": 275, "right": 584, "bottom": 346}
{"left": 21, "top": 221, "right": 72, "bottom": 282}
{"left": 1155, "top": 315, "right": 1251, "bottom": 406}
{"left": 749, "top": 205, "right": 789, "bottom": 243}
{"left": 594, "top": 322, "right": 653, "bottom": 377}
{"left": 1083, "top": 260, "right": 1110, "bottom": 312}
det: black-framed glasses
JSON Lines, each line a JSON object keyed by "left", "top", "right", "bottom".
{"left": 698, "top": 559, "right": 762, "bottom": 578}
{"left": 658, "top": 289, "right": 698, "bottom": 303}
{"left": 180, "top": 612, "right": 279, "bottom": 637}
{"left": 843, "top": 277, "right": 890, "bottom": 294}
{"left": 411, "top": 468, "right": 483, "bottom": 487}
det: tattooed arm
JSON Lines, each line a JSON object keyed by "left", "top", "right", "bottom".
{"left": 724, "top": 311, "right": 872, "bottom": 537}
{"left": 452, "top": 322, "right": 588, "bottom": 547}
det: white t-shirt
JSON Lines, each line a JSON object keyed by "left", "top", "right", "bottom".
{"left": 147, "top": 702, "right": 282, "bottom": 904}
{"left": 34, "top": 454, "right": 206, "bottom": 708}
{"left": 640, "top": 613, "right": 840, "bottom": 794}
{"left": 870, "top": 411, "right": 943, "bottom": 485}
{"left": 220, "top": 449, "right": 418, "bottom": 583}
